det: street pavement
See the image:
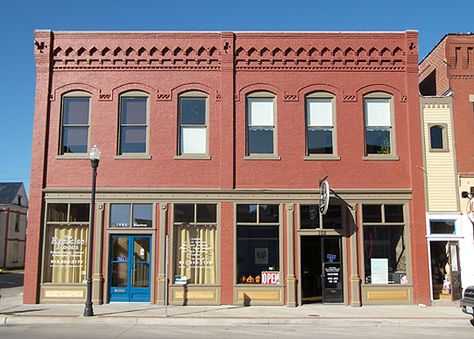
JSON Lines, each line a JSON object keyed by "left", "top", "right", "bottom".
{"left": 1, "top": 271, "right": 473, "bottom": 328}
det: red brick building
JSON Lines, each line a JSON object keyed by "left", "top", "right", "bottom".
{"left": 25, "top": 30, "right": 429, "bottom": 306}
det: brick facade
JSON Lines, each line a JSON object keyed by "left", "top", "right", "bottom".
{"left": 25, "top": 30, "right": 430, "bottom": 306}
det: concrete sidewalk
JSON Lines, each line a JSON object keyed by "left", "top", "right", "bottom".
{"left": 1, "top": 272, "right": 472, "bottom": 327}
{"left": 1, "top": 300, "right": 472, "bottom": 327}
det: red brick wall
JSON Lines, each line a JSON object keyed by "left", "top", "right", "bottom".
{"left": 25, "top": 31, "right": 429, "bottom": 305}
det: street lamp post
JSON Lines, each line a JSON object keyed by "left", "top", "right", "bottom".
{"left": 84, "top": 145, "right": 100, "bottom": 317}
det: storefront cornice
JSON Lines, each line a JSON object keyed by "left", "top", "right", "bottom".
{"left": 43, "top": 187, "right": 413, "bottom": 202}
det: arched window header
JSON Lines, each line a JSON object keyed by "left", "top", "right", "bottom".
{"left": 246, "top": 91, "right": 276, "bottom": 98}
{"left": 179, "top": 90, "right": 208, "bottom": 98}
{"left": 62, "top": 90, "right": 91, "bottom": 97}
{"left": 120, "top": 90, "right": 149, "bottom": 97}
{"left": 363, "top": 91, "right": 393, "bottom": 99}
{"left": 305, "top": 91, "right": 335, "bottom": 98}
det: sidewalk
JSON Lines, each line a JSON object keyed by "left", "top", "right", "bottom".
{"left": 1, "top": 272, "right": 472, "bottom": 328}
{"left": 1, "top": 299, "right": 472, "bottom": 327}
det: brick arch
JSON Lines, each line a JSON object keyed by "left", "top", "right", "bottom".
{"left": 111, "top": 83, "right": 157, "bottom": 100}
{"left": 236, "top": 83, "right": 282, "bottom": 102}
{"left": 170, "top": 83, "right": 217, "bottom": 101}
{"left": 356, "top": 84, "right": 403, "bottom": 101}
{"left": 51, "top": 83, "right": 99, "bottom": 101}
{"left": 297, "top": 83, "right": 341, "bottom": 101}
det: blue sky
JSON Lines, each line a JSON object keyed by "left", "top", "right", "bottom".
{"left": 1, "top": 0, "right": 473, "bottom": 194}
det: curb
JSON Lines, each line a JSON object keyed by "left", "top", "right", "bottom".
{"left": 1, "top": 315, "right": 471, "bottom": 327}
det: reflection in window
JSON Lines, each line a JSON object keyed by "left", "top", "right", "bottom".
{"left": 364, "top": 98, "right": 392, "bottom": 155}
{"left": 247, "top": 97, "right": 275, "bottom": 155}
{"left": 362, "top": 203, "right": 407, "bottom": 285}
{"left": 430, "top": 125, "right": 445, "bottom": 150}
{"left": 179, "top": 96, "right": 207, "bottom": 154}
{"left": 236, "top": 204, "right": 279, "bottom": 284}
{"left": 60, "top": 96, "right": 90, "bottom": 154}
{"left": 109, "top": 203, "right": 153, "bottom": 228}
{"left": 300, "top": 203, "right": 342, "bottom": 229}
{"left": 119, "top": 96, "right": 147, "bottom": 154}
{"left": 306, "top": 97, "right": 334, "bottom": 154}
{"left": 430, "top": 220, "right": 455, "bottom": 234}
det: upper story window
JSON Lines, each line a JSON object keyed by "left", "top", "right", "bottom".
{"left": 429, "top": 124, "right": 448, "bottom": 151}
{"left": 364, "top": 94, "right": 393, "bottom": 156}
{"left": 118, "top": 91, "right": 148, "bottom": 154}
{"left": 306, "top": 93, "right": 336, "bottom": 155}
{"left": 246, "top": 93, "right": 276, "bottom": 156}
{"left": 60, "top": 92, "right": 90, "bottom": 154}
{"left": 178, "top": 92, "right": 208, "bottom": 155}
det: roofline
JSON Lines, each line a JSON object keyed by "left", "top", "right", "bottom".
{"left": 419, "top": 32, "right": 474, "bottom": 65}
{"left": 35, "top": 29, "right": 417, "bottom": 34}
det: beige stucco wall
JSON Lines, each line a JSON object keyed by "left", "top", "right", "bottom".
{"left": 421, "top": 99, "right": 459, "bottom": 212}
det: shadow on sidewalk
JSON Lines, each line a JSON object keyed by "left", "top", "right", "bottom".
{"left": 0, "top": 271, "right": 24, "bottom": 289}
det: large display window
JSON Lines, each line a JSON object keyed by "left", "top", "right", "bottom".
{"left": 43, "top": 203, "right": 89, "bottom": 284}
{"left": 236, "top": 204, "right": 280, "bottom": 284}
{"left": 362, "top": 204, "right": 407, "bottom": 285}
{"left": 173, "top": 203, "right": 217, "bottom": 285}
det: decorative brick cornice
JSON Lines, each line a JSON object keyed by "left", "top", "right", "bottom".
{"left": 52, "top": 45, "right": 221, "bottom": 71}
{"left": 449, "top": 74, "right": 474, "bottom": 80}
{"left": 234, "top": 45, "right": 406, "bottom": 72}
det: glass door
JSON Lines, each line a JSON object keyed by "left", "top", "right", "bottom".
{"left": 109, "top": 235, "right": 151, "bottom": 302}
{"left": 322, "top": 236, "right": 343, "bottom": 303}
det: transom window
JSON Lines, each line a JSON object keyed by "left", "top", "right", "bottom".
{"left": 118, "top": 92, "right": 148, "bottom": 154}
{"left": 247, "top": 95, "right": 275, "bottom": 155}
{"left": 430, "top": 220, "right": 455, "bottom": 234}
{"left": 60, "top": 93, "right": 90, "bottom": 154}
{"left": 364, "top": 96, "right": 393, "bottom": 155}
{"left": 300, "top": 202, "right": 343, "bottom": 229}
{"left": 179, "top": 94, "right": 208, "bottom": 155}
{"left": 109, "top": 203, "right": 153, "bottom": 228}
{"left": 306, "top": 95, "right": 335, "bottom": 155}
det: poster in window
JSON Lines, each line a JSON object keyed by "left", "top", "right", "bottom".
{"left": 255, "top": 248, "right": 268, "bottom": 264}
{"left": 371, "top": 258, "right": 388, "bottom": 284}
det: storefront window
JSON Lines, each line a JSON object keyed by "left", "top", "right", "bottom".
{"left": 109, "top": 203, "right": 153, "bottom": 228}
{"left": 237, "top": 204, "right": 280, "bottom": 284}
{"left": 362, "top": 204, "right": 407, "bottom": 285}
{"left": 173, "top": 203, "right": 217, "bottom": 285}
{"left": 43, "top": 203, "right": 89, "bottom": 284}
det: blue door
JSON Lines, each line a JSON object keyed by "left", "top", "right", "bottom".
{"left": 109, "top": 235, "right": 151, "bottom": 302}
